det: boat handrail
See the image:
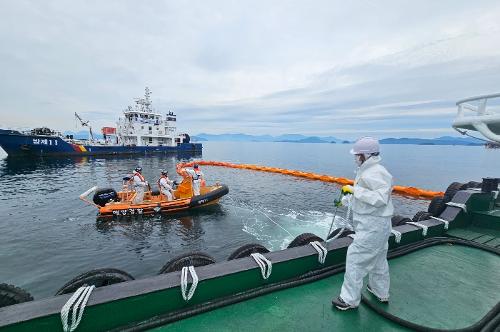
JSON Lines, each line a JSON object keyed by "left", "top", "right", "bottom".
{"left": 453, "top": 93, "right": 500, "bottom": 143}
{"left": 455, "top": 92, "right": 500, "bottom": 105}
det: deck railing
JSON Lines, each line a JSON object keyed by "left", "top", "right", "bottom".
{"left": 453, "top": 93, "right": 500, "bottom": 143}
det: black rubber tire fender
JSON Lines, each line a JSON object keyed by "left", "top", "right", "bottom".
{"left": 227, "top": 243, "right": 270, "bottom": 260}
{"left": 465, "top": 181, "right": 482, "bottom": 189}
{"left": 287, "top": 233, "right": 323, "bottom": 248}
{"left": 428, "top": 196, "right": 446, "bottom": 216}
{"left": 159, "top": 252, "right": 216, "bottom": 274}
{"left": 412, "top": 211, "right": 432, "bottom": 223}
{"left": 55, "top": 268, "right": 134, "bottom": 295}
{"left": 391, "top": 215, "right": 412, "bottom": 227}
{"left": 327, "top": 228, "right": 355, "bottom": 240}
{"left": 189, "top": 185, "right": 229, "bottom": 208}
{"left": 0, "top": 283, "right": 33, "bottom": 308}
{"left": 443, "top": 182, "right": 464, "bottom": 203}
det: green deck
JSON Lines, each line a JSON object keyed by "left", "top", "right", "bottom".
{"left": 156, "top": 244, "right": 500, "bottom": 332}
{"left": 447, "top": 225, "right": 500, "bottom": 247}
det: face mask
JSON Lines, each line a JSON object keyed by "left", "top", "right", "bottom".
{"left": 355, "top": 155, "right": 364, "bottom": 166}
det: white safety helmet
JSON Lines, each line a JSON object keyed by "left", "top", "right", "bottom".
{"left": 350, "top": 137, "right": 380, "bottom": 155}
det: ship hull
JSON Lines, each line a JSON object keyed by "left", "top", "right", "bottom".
{"left": 0, "top": 129, "right": 202, "bottom": 156}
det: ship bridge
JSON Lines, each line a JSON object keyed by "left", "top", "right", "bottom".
{"left": 117, "top": 88, "right": 178, "bottom": 147}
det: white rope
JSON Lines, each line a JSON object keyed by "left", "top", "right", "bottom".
{"left": 310, "top": 241, "right": 328, "bottom": 264}
{"left": 391, "top": 229, "right": 402, "bottom": 243}
{"left": 347, "top": 233, "right": 355, "bottom": 239}
{"left": 406, "top": 221, "right": 429, "bottom": 237}
{"left": 251, "top": 253, "right": 272, "bottom": 280}
{"left": 328, "top": 226, "right": 350, "bottom": 242}
{"left": 180, "top": 266, "right": 199, "bottom": 301}
{"left": 60, "top": 285, "right": 95, "bottom": 332}
{"left": 446, "top": 202, "right": 467, "bottom": 212}
{"left": 430, "top": 216, "right": 450, "bottom": 230}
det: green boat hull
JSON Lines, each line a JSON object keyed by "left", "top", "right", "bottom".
{"left": 0, "top": 188, "right": 499, "bottom": 331}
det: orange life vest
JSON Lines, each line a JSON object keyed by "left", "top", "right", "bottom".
{"left": 157, "top": 175, "right": 168, "bottom": 190}
{"left": 193, "top": 169, "right": 203, "bottom": 181}
{"left": 133, "top": 172, "right": 145, "bottom": 182}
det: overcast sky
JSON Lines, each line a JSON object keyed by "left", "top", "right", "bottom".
{"left": 0, "top": 0, "right": 499, "bottom": 139}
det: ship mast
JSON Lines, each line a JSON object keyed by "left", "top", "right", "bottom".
{"left": 133, "top": 87, "right": 153, "bottom": 113}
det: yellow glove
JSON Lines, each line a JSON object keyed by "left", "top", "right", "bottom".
{"left": 341, "top": 185, "right": 354, "bottom": 195}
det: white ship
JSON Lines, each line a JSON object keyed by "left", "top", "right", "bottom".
{"left": 0, "top": 87, "right": 202, "bottom": 156}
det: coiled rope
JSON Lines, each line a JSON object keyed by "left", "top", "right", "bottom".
{"left": 310, "top": 241, "right": 328, "bottom": 264}
{"left": 177, "top": 161, "right": 443, "bottom": 199}
{"left": 251, "top": 253, "right": 272, "bottom": 279}
{"left": 60, "top": 285, "right": 95, "bottom": 332}
{"left": 391, "top": 229, "right": 402, "bottom": 243}
{"left": 180, "top": 266, "right": 198, "bottom": 301}
{"left": 430, "top": 216, "right": 450, "bottom": 230}
{"left": 406, "top": 222, "right": 429, "bottom": 237}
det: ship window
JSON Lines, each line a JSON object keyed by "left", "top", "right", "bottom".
{"left": 149, "top": 126, "right": 152, "bottom": 130}
{"left": 141, "top": 126, "right": 144, "bottom": 129}
{"left": 149, "top": 137, "right": 153, "bottom": 143}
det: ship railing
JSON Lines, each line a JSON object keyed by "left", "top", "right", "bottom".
{"left": 124, "top": 119, "right": 166, "bottom": 125}
{"left": 22, "top": 129, "right": 63, "bottom": 137}
{"left": 453, "top": 92, "right": 500, "bottom": 143}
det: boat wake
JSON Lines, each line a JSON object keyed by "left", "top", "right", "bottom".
{"left": 225, "top": 196, "right": 350, "bottom": 250}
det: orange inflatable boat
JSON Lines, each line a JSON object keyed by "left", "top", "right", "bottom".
{"left": 80, "top": 178, "right": 229, "bottom": 220}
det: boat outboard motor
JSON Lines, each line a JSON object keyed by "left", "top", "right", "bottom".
{"left": 93, "top": 188, "right": 118, "bottom": 207}
{"left": 481, "top": 177, "right": 499, "bottom": 193}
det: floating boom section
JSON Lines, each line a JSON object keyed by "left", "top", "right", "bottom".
{"left": 177, "top": 161, "right": 444, "bottom": 199}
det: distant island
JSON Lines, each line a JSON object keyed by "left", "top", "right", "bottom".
{"left": 379, "top": 136, "right": 483, "bottom": 146}
{"left": 191, "top": 133, "right": 343, "bottom": 143}
{"left": 191, "top": 133, "right": 483, "bottom": 146}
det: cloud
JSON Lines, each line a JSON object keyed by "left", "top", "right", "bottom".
{"left": 0, "top": 0, "right": 499, "bottom": 139}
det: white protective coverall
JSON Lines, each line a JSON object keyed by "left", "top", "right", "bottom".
{"left": 159, "top": 176, "right": 174, "bottom": 201}
{"left": 132, "top": 172, "right": 148, "bottom": 204}
{"left": 339, "top": 155, "right": 394, "bottom": 306}
{"left": 185, "top": 169, "right": 204, "bottom": 196}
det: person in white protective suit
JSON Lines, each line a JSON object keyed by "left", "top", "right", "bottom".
{"left": 158, "top": 170, "right": 175, "bottom": 201}
{"left": 131, "top": 167, "right": 149, "bottom": 204}
{"left": 184, "top": 164, "right": 204, "bottom": 196}
{"left": 332, "top": 137, "right": 394, "bottom": 310}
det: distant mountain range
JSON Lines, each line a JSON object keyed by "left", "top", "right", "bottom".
{"left": 64, "top": 130, "right": 104, "bottom": 140}
{"left": 192, "top": 133, "right": 344, "bottom": 143}
{"left": 379, "top": 136, "right": 483, "bottom": 146}
{"left": 191, "top": 133, "right": 484, "bottom": 146}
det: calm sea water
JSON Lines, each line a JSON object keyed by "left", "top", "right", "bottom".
{"left": 0, "top": 142, "right": 498, "bottom": 299}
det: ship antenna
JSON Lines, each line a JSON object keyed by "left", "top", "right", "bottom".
{"left": 144, "top": 87, "right": 152, "bottom": 112}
